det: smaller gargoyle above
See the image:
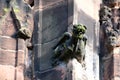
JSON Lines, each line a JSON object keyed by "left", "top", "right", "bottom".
{"left": 99, "top": 6, "right": 112, "bottom": 25}
{"left": 51, "top": 24, "right": 87, "bottom": 67}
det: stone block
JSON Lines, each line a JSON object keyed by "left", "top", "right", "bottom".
{"left": 0, "top": 49, "right": 15, "bottom": 66}
{"left": 0, "top": 65, "right": 24, "bottom": 80}
{"left": 0, "top": 37, "right": 16, "bottom": 50}
{"left": 17, "top": 51, "right": 25, "bottom": 67}
{"left": 0, "top": 65, "right": 15, "bottom": 80}
{"left": 0, "top": 36, "right": 25, "bottom": 50}
{"left": 0, "top": 49, "right": 25, "bottom": 66}
{"left": 0, "top": 13, "right": 16, "bottom": 36}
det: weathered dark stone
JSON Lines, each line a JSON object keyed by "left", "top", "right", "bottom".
{"left": 41, "top": 1, "right": 68, "bottom": 43}
{"left": 37, "top": 66, "right": 67, "bottom": 80}
{"left": 33, "top": 0, "right": 70, "bottom": 71}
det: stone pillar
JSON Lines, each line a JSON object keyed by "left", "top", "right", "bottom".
{"left": 33, "top": 0, "right": 73, "bottom": 79}
{"left": 100, "top": 0, "right": 120, "bottom": 80}
{"left": 0, "top": 0, "right": 33, "bottom": 80}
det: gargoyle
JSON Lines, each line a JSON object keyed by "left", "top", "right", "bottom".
{"left": 52, "top": 24, "right": 87, "bottom": 67}
{"left": 99, "top": 6, "right": 112, "bottom": 25}
{"left": 99, "top": 5, "right": 120, "bottom": 51}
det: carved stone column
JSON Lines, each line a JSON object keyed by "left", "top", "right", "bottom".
{"left": 100, "top": 0, "right": 120, "bottom": 80}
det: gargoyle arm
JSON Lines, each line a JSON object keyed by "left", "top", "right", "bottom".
{"left": 53, "top": 32, "right": 72, "bottom": 49}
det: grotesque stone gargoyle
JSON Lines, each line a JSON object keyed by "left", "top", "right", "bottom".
{"left": 108, "top": 30, "right": 119, "bottom": 44}
{"left": 0, "top": 0, "right": 32, "bottom": 40}
{"left": 99, "top": 5, "right": 120, "bottom": 52}
{"left": 99, "top": 5, "right": 112, "bottom": 25}
{"left": 52, "top": 24, "right": 87, "bottom": 67}
{"left": 99, "top": 6, "right": 113, "bottom": 35}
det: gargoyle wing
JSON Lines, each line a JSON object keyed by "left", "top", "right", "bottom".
{"left": 53, "top": 32, "right": 72, "bottom": 49}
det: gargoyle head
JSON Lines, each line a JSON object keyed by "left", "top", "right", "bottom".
{"left": 72, "top": 24, "right": 87, "bottom": 39}
{"left": 107, "top": 30, "right": 119, "bottom": 47}
{"left": 99, "top": 5, "right": 112, "bottom": 22}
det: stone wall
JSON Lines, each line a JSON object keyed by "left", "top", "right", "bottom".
{"left": 0, "top": 0, "right": 33, "bottom": 80}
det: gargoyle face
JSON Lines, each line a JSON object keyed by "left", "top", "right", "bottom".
{"left": 73, "top": 24, "right": 87, "bottom": 39}
{"left": 107, "top": 36, "right": 117, "bottom": 47}
{"left": 107, "top": 31, "right": 119, "bottom": 47}
{"left": 99, "top": 6, "right": 112, "bottom": 21}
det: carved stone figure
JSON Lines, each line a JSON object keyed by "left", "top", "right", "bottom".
{"left": 106, "top": 30, "right": 119, "bottom": 49}
{"left": 52, "top": 24, "right": 87, "bottom": 67}
{"left": 99, "top": 6, "right": 112, "bottom": 24}
{"left": 99, "top": 5, "right": 120, "bottom": 52}
{"left": 10, "top": 4, "right": 31, "bottom": 40}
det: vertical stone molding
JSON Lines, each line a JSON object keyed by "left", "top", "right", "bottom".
{"left": 100, "top": 1, "right": 120, "bottom": 80}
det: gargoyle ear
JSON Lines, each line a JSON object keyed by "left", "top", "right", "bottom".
{"left": 84, "top": 25, "right": 87, "bottom": 30}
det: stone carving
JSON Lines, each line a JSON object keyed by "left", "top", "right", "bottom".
{"left": 99, "top": 6, "right": 112, "bottom": 25}
{"left": 99, "top": 5, "right": 120, "bottom": 52}
{"left": 52, "top": 24, "right": 87, "bottom": 67}
{"left": 11, "top": 6, "right": 31, "bottom": 40}
{"left": 0, "top": 0, "right": 32, "bottom": 40}
{"left": 103, "top": 0, "right": 120, "bottom": 7}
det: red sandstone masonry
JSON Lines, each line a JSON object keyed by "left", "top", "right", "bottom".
{"left": 113, "top": 53, "right": 120, "bottom": 77}
{"left": 0, "top": 1, "right": 33, "bottom": 80}
{"left": 0, "top": 49, "right": 15, "bottom": 66}
{"left": 0, "top": 13, "right": 16, "bottom": 36}
{"left": 0, "top": 49, "right": 25, "bottom": 66}
{"left": 0, "top": 65, "right": 24, "bottom": 80}
{"left": 0, "top": 36, "right": 25, "bottom": 50}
